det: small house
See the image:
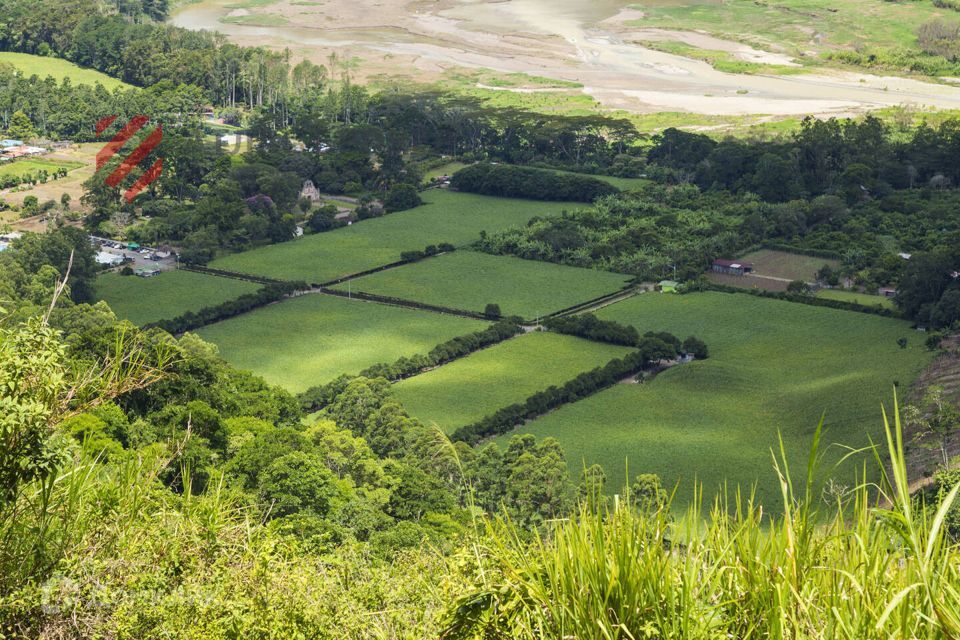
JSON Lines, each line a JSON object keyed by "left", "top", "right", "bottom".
{"left": 96, "top": 251, "right": 125, "bottom": 267}
{"left": 711, "top": 258, "right": 754, "bottom": 276}
{"left": 658, "top": 280, "right": 679, "bottom": 293}
{"left": 135, "top": 268, "right": 161, "bottom": 278}
{"left": 878, "top": 287, "right": 897, "bottom": 298}
{"left": 299, "top": 180, "right": 322, "bottom": 202}
{"left": 1, "top": 139, "right": 23, "bottom": 148}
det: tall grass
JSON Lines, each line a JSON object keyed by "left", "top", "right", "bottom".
{"left": 442, "top": 399, "right": 960, "bottom": 639}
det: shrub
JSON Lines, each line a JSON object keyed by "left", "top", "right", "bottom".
{"left": 383, "top": 184, "right": 422, "bottom": 212}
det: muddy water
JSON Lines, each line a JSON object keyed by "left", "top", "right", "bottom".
{"left": 169, "top": 0, "right": 960, "bottom": 116}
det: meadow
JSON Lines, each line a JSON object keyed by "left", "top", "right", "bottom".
{"left": 0, "top": 52, "right": 133, "bottom": 90}
{"left": 738, "top": 249, "right": 838, "bottom": 281}
{"left": 0, "top": 158, "right": 84, "bottom": 180}
{"left": 631, "top": 0, "right": 944, "bottom": 61}
{"left": 503, "top": 291, "right": 931, "bottom": 509}
{"left": 394, "top": 332, "right": 632, "bottom": 431}
{"left": 210, "top": 190, "right": 578, "bottom": 283}
{"left": 196, "top": 293, "right": 487, "bottom": 392}
{"left": 95, "top": 270, "right": 261, "bottom": 325}
{"left": 333, "top": 251, "right": 632, "bottom": 319}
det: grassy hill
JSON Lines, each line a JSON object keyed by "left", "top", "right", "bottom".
{"left": 0, "top": 52, "right": 133, "bottom": 90}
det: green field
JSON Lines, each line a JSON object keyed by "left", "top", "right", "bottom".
{"left": 334, "top": 251, "right": 632, "bottom": 319}
{"left": 738, "top": 249, "right": 839, "bottom": 281}
{"left": 503, "top": 291, "right": 931, "bottom": 509}
{"left": 210, "top": 190, "right": 579, "bottom": 283}
{"left": 196, "top": 294, "right": 487, "bottom": 392}
{"left": 95, "top": 270, "right": 261, "bottom": 326}
{"left": 394, "top": 332, "right": 633, "bottom": 431}
{"left": 631, "top": 0, "right": 943, "bottom": 61}
{"left": 0, "top": 158, "right": 84, "bottom": 180}
{"left": 816, "top": 288, "right": 897, "bottom": 310}
{"left": 0, "top": 52, "right": 133, "bottom": 90}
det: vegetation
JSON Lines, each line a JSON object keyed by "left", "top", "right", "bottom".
{"left": 817, "top": 287, "right": 897, "bottom": 310}
{"left": 95, "top": 270, "right": 262, "bottom": 326}
{"left": 333, "top": 251, "right": 632, "bottom": 319}
{"left": 0, "top": 51, "right": 133, "bottom": 90}
{"left": 507, "top": 292, "right": 931, "bottom": 508}
{"left": 211, "top": 192, "right": 577, "bottom": 283}
{"left": 195, "top": 293, "right": 487, "bottom": 392}
{"left": 451, "top": 163, "right": 620, "bottom": 202}
{"left": 393, "top": 332, "right": 632, "bottom": 433}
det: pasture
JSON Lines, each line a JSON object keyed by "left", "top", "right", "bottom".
{"left": 739, "top": 249, "right": 839, "bottom": 281}
{"left": 95, "top": 270, "right": 261, "bottom": 326}
{"left": 0, "top": 52, "right": 133, "bottom": 90}
{"left": 394, "top": 332, "right": 633, "bottom": 432}
{"left": 0, "top": 158, "right": 83, "bottom": 180}
{"left": 196, "top": 293, "right": 487, "bottom": 392}
{"left": 504, "top": 291, "right": 931, "bottom": 509}
{"left": 333, "top": 251, "right": 632, "bottom": 319}
{"left": 210, "top": 190, "right": 578, "bottom": 283}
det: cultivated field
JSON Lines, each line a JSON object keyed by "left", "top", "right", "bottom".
{"left": 504, "top": 291, "right": 931, "bottom": 509}
{"left": 210, "top": 189, "right": 582, "bottom": 284}
{"left": 817, "top": 288, "right": 896, "bottom": 310}
{"left": 394, "top": 331, "right": 633, "bottom": 432}
{"left": 333, "top": 251, "right": 632, "bottom": 319}
{"left": 96, "top": 270, "right": 261, "bottom": 326}
{"left": 708, "top": 249, "right": 839, "bottom": 291}
{"left": 0, "top": 52, "right": 133, "bottom": 90}
{"left": 0, "top": 158, "right": 83, "bottom": 180}
{"left": 210, "top": 190, "right": 578, "bottom": 283}
{"left": 2, "top": 144, "right": 101, "bottom": 210}
{"left": 196, "top": 293, "right": 487, "bottom": 392}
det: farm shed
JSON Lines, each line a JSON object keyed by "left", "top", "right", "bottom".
{"left": 658, "top": 280, "right": 679, "bottom": 293}
{"left": 711, "top": 258, "right": 754, "bottom": 276}
{"left": 878, "top": 287, "right": 897, "bottom": 298}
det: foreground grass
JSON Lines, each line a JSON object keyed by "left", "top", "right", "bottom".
{"left": 446, "top": 408, "right": 960, "bottom": 639}
{"left": 95, "top": 270, "right": 261, "bottom": 325}
{"left": 504, "top": 291, "right": 930, "bottom": 509}
{"left": 0, "top": 52, "right": 133, "bottom": 90}
{"left": 394, "top": 332, "right": 632, "bottom": 431}
{"left": 196, "top": 293, "right": 487, "bottom": 392}
{"left": 211, "top": 190, "right": 577, "bottom": 283}
{"left": 335, "top": 251, "right": 632, "bottom": 319}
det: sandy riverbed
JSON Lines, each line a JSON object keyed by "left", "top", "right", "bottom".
{"left": 170, "top": 0, "right": 960, "bottom": 117}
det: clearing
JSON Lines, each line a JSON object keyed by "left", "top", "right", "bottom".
{"left": 96, "top": 270, "right": 261, "bottom": 326}
{"left": 503, "top": 291, "right": 931, "bottom": 509}
{"left": 394, "top": 331, "right": 633, "bottom": 432}
{"left": 195, "top": 293, "right": 487, "bottom": 392}
{"left": 210, "top": 190, "right": 579, "bottom": 283}
{"left": 0, "top": 52, "right": 134, "bottom": 90}
{"left": 333, "top": 250, "right": 632, "bottom": 320}
{"left": 708, "top": 249, "right": 839, "bottom": 290}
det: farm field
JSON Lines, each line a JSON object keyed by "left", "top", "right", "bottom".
{"left": 95, "top": 270, "right": 261, "bottom": 326}
{"left": 817, "top": 288, "right": 896, "bottom": 310}
{"left": 210, "top": 190, "right": 578, "bottom": 283}
{"left": 738, "top": 249, "right": 839, "bottom": 281}
{"left": 0, "top": 158, "right": 83, "bottom": 180}
{"left": 394, "top": 331, "right": 633, "bottom": 432}
{"left": 0, "top": 52, "right": 134, "bottom": 90}
{"left": 333, "top": 251, "right": 632, "bottom": 319}
{"left": 196, "top": 293, "right": 487, "bottom": 392}
{"left": 1, "top": 143, "right": 101, "bottom": 210}
{"left": 504, "top": 291, "right": 931, "bottom": 509}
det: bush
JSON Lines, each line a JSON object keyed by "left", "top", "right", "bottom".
{"left": 450, "top": 163, "right": 619, "bottom": 202}
{"left": 484, "top": 303, "right": 502, "bottom": 319}
{"left": 682, "top": 336, "right": 709, "bottom": 359}
{"left": 383, "top": 184, "right": 422, "bottom": 212}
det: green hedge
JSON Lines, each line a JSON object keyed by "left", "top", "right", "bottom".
{"left": 450, "top": 163, "right": 619, "bottom": 202}
{"left": 147, "top": 281, "right": 307, "bottom": 334}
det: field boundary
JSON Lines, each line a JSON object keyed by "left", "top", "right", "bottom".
{"left": 318, "top": 251, "right": 450, "bottom": 288}
{"left": 317, "top": 288, "right": 492, "bottom": 321}
{"left": 699, "top": 282, "right": 902, "bottom": 318}
{"left": 181, "top": 264, "right": 291, "bottom": 286}
{"left": 548, "top": 285, "right": 640, "bottom": 319}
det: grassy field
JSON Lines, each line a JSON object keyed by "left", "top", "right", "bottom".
{"left": 210, "top": 190, "right": 579, "bottom": 283}
{"left": 817, "top": 288, "right": 897, "bottom": 310}
{"left": 196, "top": 294, "right": 487, "bottom": 392}
{"left": 502, "top": 291, "right": 931, "bottom": 509}
{"left": 0, "top": 52, "right": 133, "bottom": 90}
{"left": 1, "top": 144, "right": 100, "bottom": 210}
{"left": 394, "top": 332, "right": 633, "bottom": 431}
{"left": 333, "top": 251, "right": 632, "bottom": 319}
{"left": 631, "top": 0, "right": 944, "bottom": 60}
{"left": 0, "top": 158, "right": 84, "bottom": 180}
{"left": 95, "top": 270, "right": 261, "bottom": 326}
